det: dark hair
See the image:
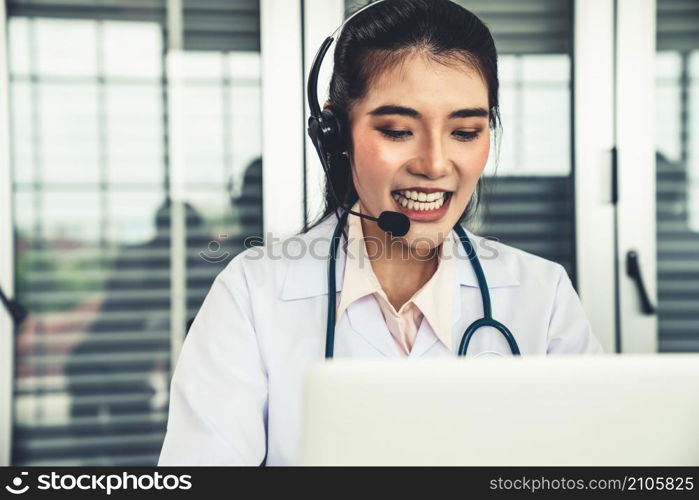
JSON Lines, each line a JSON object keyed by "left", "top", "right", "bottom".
{"left": 306, "top": 0, "right": 501, "bottom": 231}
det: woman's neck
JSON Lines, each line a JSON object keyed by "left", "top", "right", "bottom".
{"left": 360, "top": 214, "right": 439, "bottom": 311}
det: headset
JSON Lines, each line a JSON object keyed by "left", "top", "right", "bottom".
{"left": 306, "top": 0, "right": 410, "bottom": 237}
{"left": 305, "top": 0, "right": 521, "bottom": 359}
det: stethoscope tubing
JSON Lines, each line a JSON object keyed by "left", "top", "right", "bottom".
{"left": 325, "top": 210, "right": 521, "bottom": 358}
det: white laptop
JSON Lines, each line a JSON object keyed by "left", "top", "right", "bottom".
{"left": 299, "top": 354, "right": 699, "bottom": 465}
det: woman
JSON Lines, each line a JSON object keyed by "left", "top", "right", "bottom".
{"left": 159, "top": 0, "right": 603, "bottom": 466}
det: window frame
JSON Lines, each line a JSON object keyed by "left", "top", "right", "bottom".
{"left": 261, "top": 0, "right": 306, "bottom": 237}
{"left": 1, "top": 0, "right": 16, "bottom": 467}
{"left": 573, "top": 0, "right": 618, "bottom": 353}
{"left": 614, "top": 0, "right": 658, "bottom": 352}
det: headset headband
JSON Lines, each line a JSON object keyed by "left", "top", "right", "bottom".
{"left": 306, "top": 0, "right": 387, "bottom": 120}
{"left": 305, "top": 0, "right": 412, "bottom": 238}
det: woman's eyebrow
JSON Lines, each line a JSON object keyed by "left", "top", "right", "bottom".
{"left": 367, "top": 104, "right": 489, "bottom": 119}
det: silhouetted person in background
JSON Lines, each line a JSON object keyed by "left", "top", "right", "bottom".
{"left": 64, "top": 199, "right": 208, "bottom": 464}
{"left": 64, "top": 157, "right": 263, "bottom": 464}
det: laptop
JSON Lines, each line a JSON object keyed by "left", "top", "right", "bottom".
{"left": 299, "top": 354, "right": 699, "bottom": 465}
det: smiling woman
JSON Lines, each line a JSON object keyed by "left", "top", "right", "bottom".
{"left": 307, "top": 0, "right": 503, "bottom": 321}
{"left": 158, "top": 0, "right": 603, "bottom": 466}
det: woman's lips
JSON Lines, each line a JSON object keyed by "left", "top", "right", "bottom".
{"left": 391, "top": 191, "right": 452, "bottom": 223}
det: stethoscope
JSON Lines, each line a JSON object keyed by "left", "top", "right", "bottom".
{"left": 324, "top": 208, "right": 521, "bottom": 359}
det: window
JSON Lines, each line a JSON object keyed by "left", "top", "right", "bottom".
{"left": 8, "top": 0, "right": 263, "bottom": 465}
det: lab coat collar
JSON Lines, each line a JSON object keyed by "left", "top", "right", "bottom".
{"left": 280, "top": 210, "right": 520, "bottom": 302}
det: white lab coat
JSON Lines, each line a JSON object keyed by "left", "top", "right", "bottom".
{"left": 158, "top": 213, "right": 603, "bottom": 466}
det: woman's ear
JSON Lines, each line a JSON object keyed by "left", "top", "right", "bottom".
{"left": 322, "top": 100, "right": 332, "bottom": 110}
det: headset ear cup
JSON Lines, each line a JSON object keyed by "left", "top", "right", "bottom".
{"left": 320, "top": 107, "right": 348, "bottom": 155}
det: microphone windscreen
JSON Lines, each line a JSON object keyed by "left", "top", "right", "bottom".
{"left": 377, "top": 211, "right": 410, "bottom": 237}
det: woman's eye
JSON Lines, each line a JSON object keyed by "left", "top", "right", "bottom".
{"left": 377, "top": 128, "right": 481, "bottom": 142}
{"left": 377, "top": 128, "right": 412, "bottom": 141}
{"left": 453, "top": 130, "right": 479, "bottom": 142}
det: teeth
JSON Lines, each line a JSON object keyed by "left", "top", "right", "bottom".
{"left": 392, "top": 190, "right": 449, "bottom": 211}
{"left": 395, "top": 189, "right": 446, "bottom": 202}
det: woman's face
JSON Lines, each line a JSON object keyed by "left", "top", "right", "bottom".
{"left": 347, "top": 52, "right": 491, "bottom": 249}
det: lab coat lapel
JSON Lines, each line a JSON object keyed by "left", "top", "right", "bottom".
{"left": 409, "top": 317, "right": 440, "bottom": 358}
{"left": 280, "top": 213, "right": 401, "bottom": 357}
{"left": 452, "top": 227, "right": 520, "bottom": 289}
{"left": 450, "top": 227, "right": 520, "bottom": 354}
{"left": 280, "top": 215, "right": 344, "bottom": 301}
{"left": 345, "top": 295, "right": 402, "bottom": 357}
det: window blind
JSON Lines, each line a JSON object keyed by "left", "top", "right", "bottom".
{"left": 657, "top": 0, "right": 699, "bottom": 52}
{"left": 656, "top": 0, "right": 699, "bottom": 352}
{"left": 8, "top": 0, "right": 263, "bottom": 466}
{"left": 346, "top": 0, "right": 572, "bottom": 54}
{"left": 8, "top": 0, "right": 261, "bottom": 51}
{"left": 480, "top": 176, "right": 575, "bottom": 279}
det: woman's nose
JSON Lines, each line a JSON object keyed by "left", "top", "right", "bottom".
{"left": 409, "top": 133, "right": 451, "bottom": 179}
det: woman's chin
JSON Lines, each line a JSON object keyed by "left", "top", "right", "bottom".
{"left": 400, "top": 225, "right": 451, "bottom": 251}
